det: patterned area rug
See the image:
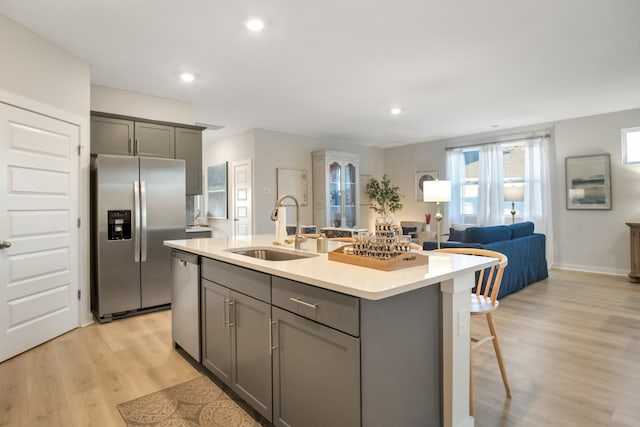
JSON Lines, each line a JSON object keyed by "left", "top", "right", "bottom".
{"left": 117, "top": 376, "right": 266, "bottom": 427}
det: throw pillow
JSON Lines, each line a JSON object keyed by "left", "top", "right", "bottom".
{"left": 508, "top": 221, "right": 535, "bottom": 239}
{"left": 448, "top": 227, "right": 465, "bottom": 241}
{"left": 463, "top": 225, "right": 512, "bottom": 244}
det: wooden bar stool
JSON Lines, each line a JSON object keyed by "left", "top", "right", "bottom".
{"left": 437, "top": 248, "right": 512, "bottom": 415}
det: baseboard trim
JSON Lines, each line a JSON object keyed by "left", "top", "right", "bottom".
{"left": 551, "top": 264, "right": 628, "bottom": 277}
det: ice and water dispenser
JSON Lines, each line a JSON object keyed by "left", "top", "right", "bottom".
{"left": 107, "top": 210, "right": 131, "bottom": 240}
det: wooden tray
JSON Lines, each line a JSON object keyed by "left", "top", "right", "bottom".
{"left": 328, "top": 245, "right": 429, "bottom": 271}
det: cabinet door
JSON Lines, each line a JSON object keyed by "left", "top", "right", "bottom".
{"left": 342, "top": 163, "right": 357, "bottom": 227}
{"left": 201, "top": 279, "right": 232, "bottom": 386}
{"left": 272, "top": 307, "right": 360, "bottom": 427}
{"left": 175, "top": 127, "right": 202, "bottom": 195}
{"left": 134, "top": 122, "right": 175, "bottom": 158}
{"left": 231, "top": 291, "right": 273, "bottom": 421}
{"left": 90, "top": 116, "right": 134, "bottom": 155}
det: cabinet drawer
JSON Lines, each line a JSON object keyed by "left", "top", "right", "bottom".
{"left": 202, "top": 258, "right": 270, "bottom": 303}
{"left": 272, "top": 276, "right": 359, "bottom": 336}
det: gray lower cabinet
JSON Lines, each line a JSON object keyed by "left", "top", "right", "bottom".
{"left": 201, "top": 261, "right": 272, "bottom": 422}
{"left": 271, "top": 306, "right": 360, "bottom": 427}
{"left": 201, "top": 279, "right": 232, "bottom": 384}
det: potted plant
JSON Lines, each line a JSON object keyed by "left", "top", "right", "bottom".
{"left": 365, "top": 174, "right": 403, "bottom": 217}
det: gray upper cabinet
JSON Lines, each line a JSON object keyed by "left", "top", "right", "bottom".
{"left": 175, "top": 127, "right": 203, "bottom": 195}
{"left": 90, "top": 116, "right": 134, "bottom": 156}
{"left": 134, "top": 122, "right": 175, "bottom": 159}
{"left": 91, "top": 112, "right": 204, "bottom": 195}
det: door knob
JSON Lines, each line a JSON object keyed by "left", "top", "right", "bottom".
{"left": 0, "top": 241, "right": 11, "bottom": 249}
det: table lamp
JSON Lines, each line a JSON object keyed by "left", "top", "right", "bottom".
{"left": 423, "top": 180, "right": 451, "bottom": 249}
{"left": 504, "top": 184, "right": 524, "bottom": 224}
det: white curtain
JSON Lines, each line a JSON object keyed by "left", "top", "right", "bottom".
{"left": 524, "top": 136, "right": 554, "bottom": 266}
{"left": 477, "top": 144, "right": 504, "bottom": 225}
{"left": 446, "top": 150, "right": 466, "bottom": 226}
{"left": 445, "top": 135, "right": 554, "bottom": 264}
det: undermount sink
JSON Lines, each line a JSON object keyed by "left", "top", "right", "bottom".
{"left": 226, "top": 247, "right": 318, "bottom": 261}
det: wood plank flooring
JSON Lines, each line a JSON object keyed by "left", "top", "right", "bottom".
{"left": 0, "top": 269, "right": 638, "bottom": 426}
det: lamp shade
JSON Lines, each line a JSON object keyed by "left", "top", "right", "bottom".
{"left": 423, "top": 180, "right": 451, "bottom": 203}
{"left": 504, "top": 185, "right": 524, "bottom": 202}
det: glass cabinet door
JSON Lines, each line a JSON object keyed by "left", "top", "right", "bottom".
{"left": 329, "top": 162, "right": 342, "bottom": 227}
{"left": 343, "top": 163, "right": 356, "bottom": 227}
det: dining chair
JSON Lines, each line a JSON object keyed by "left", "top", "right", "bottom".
{"left": 437, "top": 247, "right": 512, "bottom": 416}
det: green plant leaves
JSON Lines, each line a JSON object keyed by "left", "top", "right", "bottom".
{"left": 365, "top": 174, "right": 403, "bottom": 216}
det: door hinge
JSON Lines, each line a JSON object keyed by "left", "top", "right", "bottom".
{"left": 77, "top": 145, "right": 81, "bottom": 155}
{"left": 77, "top": 290, "right": 81, "bottom": 300}
{"left": 77, "top": 217, "right": 81, "bottom": 228}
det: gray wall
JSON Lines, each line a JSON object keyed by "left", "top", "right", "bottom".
{"left": 384, "top": 108, "right": 640, "bottom": 276}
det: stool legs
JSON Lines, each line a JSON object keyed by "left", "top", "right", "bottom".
{"left": 486, "top": 312, "right": 511, "bottom": 398}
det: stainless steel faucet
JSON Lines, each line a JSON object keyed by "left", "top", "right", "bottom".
{"left": 271, "top": 194, "right": 307, "bottom": 249}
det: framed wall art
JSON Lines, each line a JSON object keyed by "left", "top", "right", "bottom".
{"left": 276, "top": 168, "right": 308, "bottom": 205}
{"left": 415, "top": 170, "right": 438, "bottom": 202}
{"left": 565, "top": 154, "right": 611, "bottom": 210}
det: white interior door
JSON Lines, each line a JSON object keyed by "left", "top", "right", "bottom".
{"left": 0, "top": 102, "right": 79, "bottom": 362}
{"left": 232, "top": 159, "right": 252, "bottom": 237}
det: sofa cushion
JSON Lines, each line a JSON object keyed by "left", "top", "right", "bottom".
{"left": 463, "top": 225, "right": 512, "bottom": 244}
{"left": 508, "top": 221, "right": 535, "bottom": 239}
{"left": 448, "top": 227, "right": 465, "bottom": 241}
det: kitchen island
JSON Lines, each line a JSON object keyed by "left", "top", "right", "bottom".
{"left": 165, "top": 235, "right": 495, "bottom": 427}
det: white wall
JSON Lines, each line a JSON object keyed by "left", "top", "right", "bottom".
{"left": 203, "top": 128, "right": 384, "bottom": 237}
{"left": 90, "top": 85, "right": 195, "bottom": 124}
{"left": 0, "top": 13, "right": 92, "bottom": 325}
{"left": 202, "top": 129, "right": 256, "bottom": 237}
{"left": 384, "top": 108, "right": 640, "bottom": 276}
{"left": 553, "top": 109, "right": 640, "bottom": 275}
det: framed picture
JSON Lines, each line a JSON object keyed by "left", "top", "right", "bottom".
{"left": 415, "top": 170, "right": 438, "bottom": 202}
{"left": 276, "top": 168, "right": 308, "bottom": 205}
{"left": 360, "top": 174, "right": 372, "bottom": 205}
{"left": 565, "top": 154, "right": 611, "bottom": 210}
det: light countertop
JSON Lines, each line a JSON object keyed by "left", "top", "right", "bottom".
{"left": 164, "top": 234, "right": 495, "bottom": 300}
{"left": 185, "top": 226, "right": 212, "bottom": 233}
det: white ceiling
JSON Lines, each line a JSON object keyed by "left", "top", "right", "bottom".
{"left": 2, "top": 0, "right": 639, "bottom": 147}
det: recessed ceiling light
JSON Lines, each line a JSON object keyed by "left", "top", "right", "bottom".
{"left": 246, "top": 18, "right": 265, "bottom": 32}
{"left": 180, "top": 73, "right": 195, "bottom": 82}
{"left": 390, "top": 107, "right": 402, "bottom": 115}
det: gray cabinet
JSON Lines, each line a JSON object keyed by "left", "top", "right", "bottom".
{"left": 90, "top": 112, "right": 204, "bottom": 194}
{"left": 90, "top": 116, "right": 133, "bottom": 156}
{"left": 272, "top": 306, "right": 360, "bottom": 427}
{"left": 134, "top": 122, "right": 175, "bottom": 158}
{"left": 201, "top": 279, "right": 232, "bottom": 384}
{"left": 175, "top": 127, "right": 203, "bottom": 195}
{"left": 201, "top": 259, "right": 272, "bottom": 421}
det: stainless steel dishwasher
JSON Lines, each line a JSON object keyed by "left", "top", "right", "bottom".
{"left": 171, "top": 249, "right": 200, "bottom": 362}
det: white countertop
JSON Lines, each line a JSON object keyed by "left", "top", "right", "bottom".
{"left": 185, "top": 226, "right": 212, "bottom": 233}
{"left": 164, "top": 234, "right": 496, "bottom": 300}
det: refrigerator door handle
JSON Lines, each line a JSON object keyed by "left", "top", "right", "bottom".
{"left": 140, "top": 180, "right": 148, "bottom": 262}
{"left": 134, "top": 180, "right": 141, "bottom": 263}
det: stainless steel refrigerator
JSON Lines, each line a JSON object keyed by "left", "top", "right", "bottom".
{"left": 91, "top": 154, "right": 185, "bottom": 323}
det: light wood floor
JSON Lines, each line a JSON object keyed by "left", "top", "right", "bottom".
{"left": 0, "top": 269, "right": 638, "bottom": 427}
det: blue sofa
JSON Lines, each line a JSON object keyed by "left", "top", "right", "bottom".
{"left": 422, "top": 222, "right": 548, "bottom": 298}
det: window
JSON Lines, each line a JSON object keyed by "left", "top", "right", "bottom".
{"left": 454, "top": 143, "right": 525, "bottom": 221}
{"left": 447, "top": 136, "right": 551, "bottom": 228}
{"left": 622, "top": 127, "right": 640, "bottom": 164}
